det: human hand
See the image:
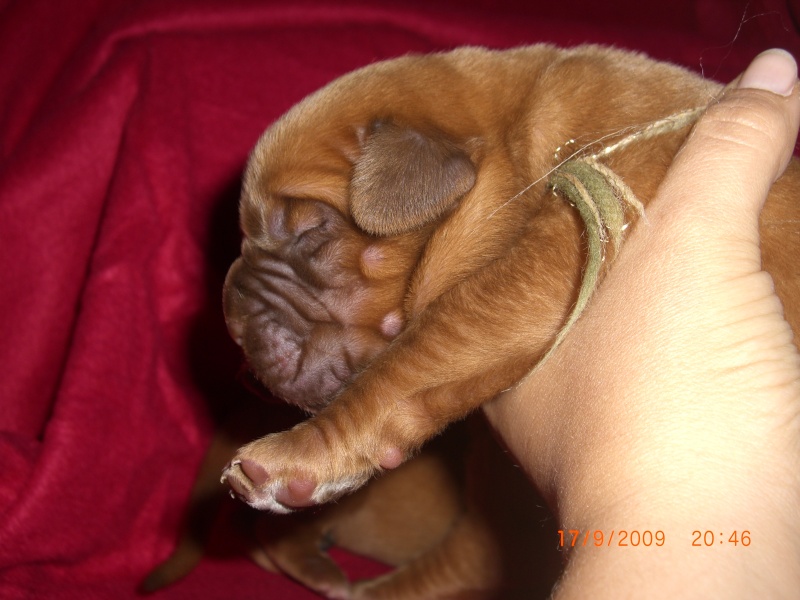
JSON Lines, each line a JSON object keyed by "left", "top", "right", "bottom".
{"left": 484, "top": 49, "right": 800, "bottom": 599}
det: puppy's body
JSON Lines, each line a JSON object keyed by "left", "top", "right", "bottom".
{"left": 216, "top": 45, "right": 799, "bottom": 598}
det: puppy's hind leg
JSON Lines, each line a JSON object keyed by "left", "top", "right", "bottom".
{"left": 350, "top": 508, "right": 502, "bottom": 600}
{"left": 350, "top": 418, "right": 561, "bottom": 600}
{"left": 259, "top": 439, "right": 466, "bottom": 599}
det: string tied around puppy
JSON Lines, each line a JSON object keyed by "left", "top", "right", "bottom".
{"left": 533, "top": 106, "right": 705, "bottom": 369}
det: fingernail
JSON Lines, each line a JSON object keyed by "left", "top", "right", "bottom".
{"left": 739, "top": 49, "right": 797, "bottom": 96}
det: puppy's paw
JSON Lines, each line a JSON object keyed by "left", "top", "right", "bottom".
{"left": 221, "top": 424, "right": 402, "bottom": 513}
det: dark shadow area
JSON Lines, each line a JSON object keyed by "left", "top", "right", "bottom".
{"left": 142, "top": 172, "right": 311, "bottom": 593}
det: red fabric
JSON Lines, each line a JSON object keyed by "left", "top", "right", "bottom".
{"left": 1, "top": 1, "right": 797, "bottom": 598}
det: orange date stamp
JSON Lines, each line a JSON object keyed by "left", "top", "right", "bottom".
{"left": 558, "top": 529, "right": 665, "bottom": 548}
{"left": 558, "top": 530, "right": 752, "bottom": 548}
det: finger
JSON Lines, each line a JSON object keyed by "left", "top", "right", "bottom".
{"left": 651, "top": 49, "right": 800, "bottom": 239}
{"left": 730, "top": 49, "right": 799, "bottom": 179}
{"left": 739, "top": 48, "right": 798, "bottom": 98}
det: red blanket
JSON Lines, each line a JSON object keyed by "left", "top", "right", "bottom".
{"left": 1, "top": 1, "right": 797, "bottom": 598}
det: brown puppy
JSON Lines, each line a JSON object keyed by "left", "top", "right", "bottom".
{"left": 220, "top": 45, "right": 799, "bottom": 597}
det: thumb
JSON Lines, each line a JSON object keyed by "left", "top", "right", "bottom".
{"left": 651, "top": 50, "right": 800, "bottom": 241}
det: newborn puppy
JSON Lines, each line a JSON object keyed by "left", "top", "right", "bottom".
{"left": 220, "top": 45, "right": 800, "bottom": 597}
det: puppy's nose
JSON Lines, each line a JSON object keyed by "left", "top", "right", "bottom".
{"left": 228, "top": 323, "right": 243, "bottom": 347}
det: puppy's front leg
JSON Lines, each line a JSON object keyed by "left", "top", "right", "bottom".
{"left": 223, "top": 199, "right": 582, "bottom": 511}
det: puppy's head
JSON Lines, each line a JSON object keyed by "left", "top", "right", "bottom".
{"left": 223, "top": 111, "right": 477, "bottom": 413}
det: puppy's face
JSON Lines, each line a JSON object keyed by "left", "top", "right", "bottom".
{"left": 223, "top": 117, "right": 476, "bottom": 413}
{"left": 222, "top": 198, "right": 382, "bottom": 413}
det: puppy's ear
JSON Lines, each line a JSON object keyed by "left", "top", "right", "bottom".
{"left": 350, "top": 121, "right": 476, "bottom": 236}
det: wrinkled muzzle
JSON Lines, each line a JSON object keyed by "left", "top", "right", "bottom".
{"left": 224, "top": 260, "right": 348, "bottom": 412}
{"left": 222, "top": 211, "right": 393, "bottom": 413}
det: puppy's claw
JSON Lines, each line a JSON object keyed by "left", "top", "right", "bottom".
{"left": 220, "top": 459, "right": 240, "bottom": 484}
{"left": 221, "top": 461, "right": 292, "bottom": 514}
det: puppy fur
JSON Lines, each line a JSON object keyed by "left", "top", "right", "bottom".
{"left": 216, "top": 45, "right": 799, "bottom": 598}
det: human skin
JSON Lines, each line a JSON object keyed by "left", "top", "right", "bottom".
{"left": 484, "top": 49, "right": 800, "bottom": 599}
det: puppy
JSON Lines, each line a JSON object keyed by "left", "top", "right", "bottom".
{"left": 219, "top": 45, "right": 800, "bottom": 598}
